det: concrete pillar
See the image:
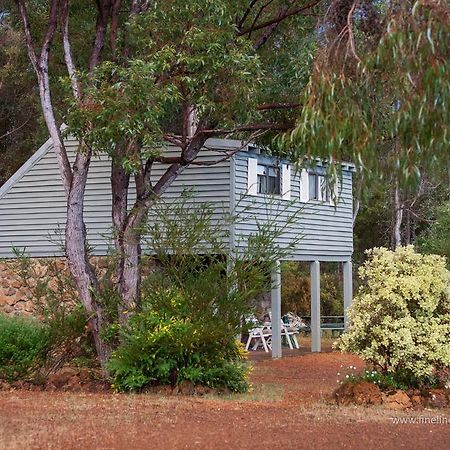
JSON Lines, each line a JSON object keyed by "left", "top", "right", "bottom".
{"left": 271, "top": 260, "right": 282, "bottom": 358}
{"left": 343, "top": 261, "right": 353, "bottom": 330}
{"left": 310, "top": 260, "right": 321, "bottom": 352}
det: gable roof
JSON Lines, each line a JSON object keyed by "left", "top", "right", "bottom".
{"left": 0, "top": 137, "right": 54, "bottom": 201}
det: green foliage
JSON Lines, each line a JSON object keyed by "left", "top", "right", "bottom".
{"left": 0, "top": 314, "right": 50, "bottom": 381}
{"left": 418, "top": 203, "right": 450, "bottom": 267}
{"left": 108, "top": 305, "right": 250, "bottom": 392}
{"left": 281, "top": 262, "right": 343, "bottom": 316}
{"left": 65, "top": 0, "right": 262, "bottom": 157}
{"left": 108, "top": 192, "right": 300, "bottom": 392}
{"left": 287, "top": 1, "right": 450, "bottom": 190}
{"left": 338, "top": 366, "right": 437, "bottom": 391}
{"left": 12, "top": 253, "right": 94, "bottom": 370}
{"left": 338, "top": 246, "right": 450, "bottom": 385}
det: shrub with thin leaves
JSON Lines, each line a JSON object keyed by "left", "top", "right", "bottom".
{"left": 0, "top": 314, "right": 50, "bottom": 381}
{"left": 108, "top": 300, "right": 250, "bottom": 393}
{"left": 108, "top": 192, "right": 301, "bottom": 392}
{"left": 338, "top": 246, "right": 450, "bottom": 385}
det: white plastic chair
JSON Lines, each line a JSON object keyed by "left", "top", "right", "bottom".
{"left": 245, "top": 325, "right": 272, "bottom": 352}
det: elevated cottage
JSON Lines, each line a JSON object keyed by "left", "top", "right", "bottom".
{"left": 0, "top": 136, "right": 354, "bottom": 356}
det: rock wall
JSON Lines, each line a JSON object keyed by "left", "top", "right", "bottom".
{"left": 0, "top": 257, "right": 107, "bottom": 316}
{"left": 0, "top": 259, "right": 43, "bottom": 315}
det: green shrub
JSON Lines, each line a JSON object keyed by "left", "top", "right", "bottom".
{"left": 281, "top": 262, "right": 343, "bottom": 316}
{"left": 108, "top": 287, "right": 251, "bottom": 393}
{"left": 109, "top": 192, "right": 302, "bottom": 393}
{"left": 338, "top": 246, "right": 450, "bottom": 386}
{"left": 12, "top": 252, "right": 95, "bottom": 370}
{"left": 338, "top": 366, "right": 440, "bottom": 391}
{"left": 0, "top": 314, "right": 50, "bottom": 381}
{"left": 418, "top": 203, "right": 450, "bottom": 268}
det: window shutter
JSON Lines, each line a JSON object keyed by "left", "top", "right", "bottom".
{"left": 247, "top": 158, "right": 258, "bottom": 195}
{"left": 300, "top": 169, "right": 309, "bottom": 202}
{"left": 281, "top": 164, "right": 291, "bottom": 200}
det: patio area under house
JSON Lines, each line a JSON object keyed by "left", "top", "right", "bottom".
{"left": 0, "top": 136, "right": 355, "bottom": 358}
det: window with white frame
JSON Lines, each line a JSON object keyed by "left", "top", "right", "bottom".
{"left": 248, "top": 158, "right": 290, "bottom": 199}
{"left": 257, "top": 163, "right": 281, "bottom": 195}
{"left": 308, "top": 173, "right": 330, "bottom": 202}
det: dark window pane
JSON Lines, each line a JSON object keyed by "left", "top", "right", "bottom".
{"left": 258, "top": 174, "right": 267, "bottom": 193}
{"left": 309, "top": 174, "right": 318, "bottom": 200}
{"left": 257, "top": 164, "right": 280, "bottom": 195}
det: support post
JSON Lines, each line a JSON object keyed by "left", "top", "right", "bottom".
{"left": 310, "top": 260, "right": 321, "bottom": 352}
{"left": 271, "top": 260, "right": 282, "bottom": 358}
{"left": 343, "top": 261, "right": 353, "bottom": 331}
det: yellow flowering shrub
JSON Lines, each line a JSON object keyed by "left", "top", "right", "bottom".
{"left": 339, "top": 246, "right": 450, "bottom": 383}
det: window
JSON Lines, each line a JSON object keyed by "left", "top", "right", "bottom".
{"left": 309, "top": 173, "right": 330, "bottom": 202}
{"left": 257, "top": 163, "right": 281, "bottom": 195}
{"left": 309, "top": 173, "right": 319, "bottom": 200}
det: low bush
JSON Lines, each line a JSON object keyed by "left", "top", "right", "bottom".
{"left": 108, "top": 281, "right": 252, "bottom": 393}
{"left": 0, "top": 314, "right": 50, "bottom": 381}
{"left": 108, "top": 194, "right": 298, "bottom": 393}
{"left": 12, "top": 253, "right": 95, "bottom": 371}
{"left": 338, "top": 246, "right": 450, "bottom": 387}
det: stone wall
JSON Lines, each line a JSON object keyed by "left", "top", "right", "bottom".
{"left": 0, "top": 257, "right": 108, "bottom": 316}
{"left": 0, "top": 259, "right": 51, "bottom": 315}
{"left": 1, "top": 257, "right": 271, "bottom": 317}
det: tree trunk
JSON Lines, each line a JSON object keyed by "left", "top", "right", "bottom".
{"left": 404, "top": 207, "right": 411, "bottom": 245}
{"left": 114, "top": 130, "right": 210, "bottom": 318}
{"left": 392, "top": 181, "right": 404, "bottom": 249}
{"left": 66, "top": 151, "right": 110, "bottom": 371}
{"left": 111, "top": 154, "right": 130, "bottom": 282}
{"left": 118, "top": 206, "right": 148, "bottom": 320}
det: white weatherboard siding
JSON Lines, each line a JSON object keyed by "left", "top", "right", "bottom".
{"left": 0, "top": 136, "right": 231, "bottom": 258}
{"left": 232, "top": 152, "right": 353, "bottom": 261}
{"left": 0, "top": 137, "right": 353, "bottom": 261}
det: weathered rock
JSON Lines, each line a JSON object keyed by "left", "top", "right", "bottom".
{"left": 11, "top": 280, "right": 22, "bottom": 289}
{"left": 194, "top": 385, "right": 213, "bottom": 396}
{"left": 0, "top": 381, "right": 11, "bottom": 391}
{"left": 47, "top": 368, "right": 79, "bottom": 389}
{"left": 334, "top": 381, "right": 383, "bottom": 406}
{"left": 176, "top": 380, "right": 196, "bottom": 396}
{"left": 423, "top": 389, "right": 448, "bottom": 409}
{"left": 410, "top": 395, "right": 424, "bottom": 410}
{"left": 384, "top": 390, "right": 412, "bottom": 410}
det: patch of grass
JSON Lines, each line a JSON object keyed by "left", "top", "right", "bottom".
{"left": 207, "top": 382, "right": 284, "bottom": 402}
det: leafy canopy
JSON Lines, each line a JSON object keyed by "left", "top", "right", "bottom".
{"left": 285, "top": 1, "right": 450, "bottom": 189}
{"left": 66, "top": 0, "right": 262, "bottom": 157}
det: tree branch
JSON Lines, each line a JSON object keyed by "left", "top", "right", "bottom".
{"left": 61, "top": 0, "right": 81, "bottom": 100}
{"left": 89, "top": 0, "right": 112, "bottom": 72}
{"left": 248, "top": 0, "right": 276, "bottom": 40}
{"left": 237, "top": 0, "right": 263, "bottom": 31}
{"left": 257, "top": 102, "right": 301, "bottom": 110}
{"left": 39, "top": 0, "right": 60, "bottom": 68}
{"left": 238, "top": 0, "right": 322, "bottom": 46}
{"left": 163, "top": 134, "right": 183, "bottom": 147}
{"left": 0, "top": 118, "right": 31, "bottom": 141}
{"left": 110, "top": 0, "right": 122, "bottom": 59}
{"left": 201, "top": 122, "right": 294, "bottom": 135}
{"left": 15, "top": 0, "right": 73, "bottom": 195}
{"left": 15, "top": 0, "right": 38, "bottom": 71}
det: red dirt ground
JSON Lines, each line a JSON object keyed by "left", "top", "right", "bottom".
{"left": 1, "top": 350, "right": 449, "bottom": 449}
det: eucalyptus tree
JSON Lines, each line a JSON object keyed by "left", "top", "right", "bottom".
{"left": 286, "top": 0, "right": 450, "bottom": 247}
{"left": 13, "top": 0, "right": 321, "bottom": 367}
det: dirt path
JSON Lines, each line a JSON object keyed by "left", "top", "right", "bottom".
{"left": 1, "top": 352, "right": 449, "bottom": 450}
